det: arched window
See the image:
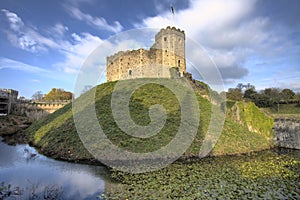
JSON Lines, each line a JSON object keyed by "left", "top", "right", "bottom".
{"left": 128, "top": 69, "right": 132, "bottom": 75}
{"left": 178, "top": 60, "right": 181, "bottom": 67}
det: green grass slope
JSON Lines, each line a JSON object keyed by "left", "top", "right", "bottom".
{"left": 264, "top": 103, "right": 300, "bottom": 115}
{"left": 213, "top": 102, "right": 274, "bottom": 155}
{"left": 26, "top": 79, "right": 274, "bottom": 162}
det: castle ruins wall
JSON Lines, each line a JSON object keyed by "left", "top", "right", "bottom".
{"left": 106, "top": 26, "right": 186, "bottom": 82}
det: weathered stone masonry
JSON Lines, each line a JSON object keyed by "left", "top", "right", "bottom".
{"left": 106, "top": 26, "right": 186, "bottom": 82}
{"left": 274, "top": 118, "right": 300, "bottom": 150}
{"left": 0, "top": 89, "right": 18, "bottom": 115}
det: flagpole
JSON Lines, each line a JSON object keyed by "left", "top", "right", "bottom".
{"left": 171, "top": 4, "right": 175, "bottom": 26}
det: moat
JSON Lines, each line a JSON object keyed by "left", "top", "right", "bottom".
{"left": 0, "top": 138, "right": 110, "bottom": 199}
{"left": 1, "top": 137, "right": 299, "bottom": 199}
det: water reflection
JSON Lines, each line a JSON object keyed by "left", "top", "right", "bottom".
{"left": 0, "top": 139, "right": 110, "bottom": 199}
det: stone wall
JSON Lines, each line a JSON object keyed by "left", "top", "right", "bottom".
{"left": 32, "top": 101, "right": 70, "bottom": 114}
{"left": 152, "top": 26, "right": 186, "bottom": 74}
{"left": 13, "top": 100, "right": 71, "bottom": 121}
{"left": 13, "top": 102, "right": 48, "bottom": 121}
{"left": 0, "top": 91, "right": 9, "bottom": 115}
{"left": 274, "top": 118, "right": 300, "bottom": 149}
{"left": 0, "top": 89, "right": 18, "bottom": 115}
{"left": 106, "top": 26, "right": 186, "bottom": 82}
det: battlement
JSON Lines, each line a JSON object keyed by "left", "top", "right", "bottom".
{"left": 155, "top": 26, "right": 185, "bottom": 41}
{"left": 164, "top": 26, "right": 185, "bottom": 34}
{"left": 107, "top": 51, "right": 125, "bottom": 64}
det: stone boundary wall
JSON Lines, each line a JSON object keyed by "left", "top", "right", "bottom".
{"left": 12, "top": 100, "right": 71, "bottom": 121}
{"left": 24, "top": 100, "right": 71, "bottom": 114}
{"left": 274, "top": 118, "right": 300, "bottom": 149}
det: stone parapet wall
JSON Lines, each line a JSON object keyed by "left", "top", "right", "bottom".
{"left": 29, "top": 101, "right": 71, "bottom": 114}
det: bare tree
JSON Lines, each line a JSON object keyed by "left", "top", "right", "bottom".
{"left": 31, "top": 91, "right": 44, "bottom": 101}
{"left": 81, "top": 85, "right": 93, "bottom": 95}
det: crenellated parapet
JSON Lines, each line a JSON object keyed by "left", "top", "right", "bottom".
{"left": 20, "top": 100, "right": 71, "bottom": 114}
{"left": 154, "top": 26, "right": 185, "bottom": 43}
{"left": 107, "top": 51, "right": 125, "bottom": 64}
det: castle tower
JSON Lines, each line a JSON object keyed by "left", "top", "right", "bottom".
{"left": 152, "top": 26, "right": 186, "bottom": 76}
{"left": 106, "top": 26, "right": 186, "bottom": 82}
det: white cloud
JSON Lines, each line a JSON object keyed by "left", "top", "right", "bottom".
{"left": 6, "top": 31, "right": 49, "bottom": 53}
{"left": 135, "top": 0, "right": 275, "bottom": 81}
{"left": 54, "top": 32, "right": 104, "bottom": 74}
{"left": 0, "top": 57, "right": 49, "bottom": 73}
{"left": 1, "top": 9, "right": 128, "bottom": 75}
{"left": 200, "top": 17, "right": 270, "bottom": 50}
{"left": 1, "top": 9, "right": 24, "bottom": 31}
{"left": 26, "top": 29, "right": 61, "bottom": 49}
{"left": 66, "top": 5, "right": 123, "bottom": 33}
{"left": 55, "top": 32, "right": 144, "bottom": 75}
{"left": 51, "top": 23, "right": 69, "bottom": 37}
{"left": 139, "top": 0, "right": 256, "bottom": 35}
{"left": 71, "top": 33, "right": 82, "bottom": 42}
{"left": 1, "top": 9, "right": 63, "bottom": 53}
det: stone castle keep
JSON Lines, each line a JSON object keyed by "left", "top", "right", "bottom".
{"left": 106, "top": 26, "right": 186, "bottom": 82}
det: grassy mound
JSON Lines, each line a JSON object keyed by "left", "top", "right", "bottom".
{"left": 26, "top": 79, "right": 274, "bottom": 162}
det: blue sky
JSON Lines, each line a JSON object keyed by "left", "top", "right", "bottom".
{"left": 0, "top": 0, "right": 299, "bottom": 98}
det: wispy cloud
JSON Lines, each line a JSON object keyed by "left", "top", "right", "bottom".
{"left": 65, "top": 5, "right": 123, "bottom": 33}
{"left": 0, "top": 57, "right": 50, "bottom": 73}
{"left": 1, "top": 9, "right": 103, "bottom": 74}
{"left": 1, "top": 9, "right": 62, "bottom": 52}
{"left": 48, "top": 23, "right": 69, "bottom": 37}
{"left": 54, "top": 32, "right": 104, "bottom": 74}
{"left": 30, "top": 79, "right": 41, "bottom": 83}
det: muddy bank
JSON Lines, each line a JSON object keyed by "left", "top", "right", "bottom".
{"left": 0, "top": 115, "right": 31, "bottom": 145}
{"left": 33, "top": 143, "right": 101, "bottom": 166}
